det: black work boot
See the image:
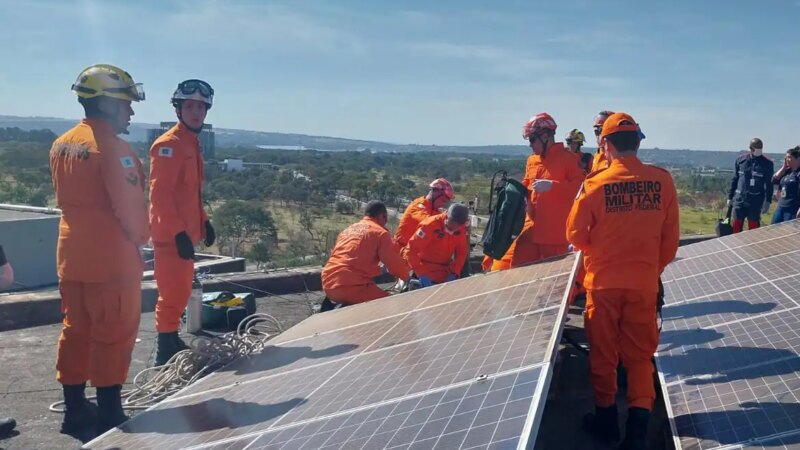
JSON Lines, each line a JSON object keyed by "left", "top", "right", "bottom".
{"left": 173, "top": 332, "right": 190, "bottom": 352}
{"left": 155, "top": 331, "right": 189, "bottom": 366}
{"left": 60, "top": 383, "right": 97, "bottom": 437}
{"left": 96, "top": 385, "right": 128, "bottom": 435}
{"left": 0, "top": 417, "right": 17, "bottom": 437}
{"left": 582, "top": 404, "right": 621, "bottom": 444}
{"left": 620, "top": 407, "right": 650, "bottom": 450}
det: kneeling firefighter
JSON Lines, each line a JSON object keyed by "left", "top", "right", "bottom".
{"left": 404, "top": 203, "right": 470, "bottom": 287}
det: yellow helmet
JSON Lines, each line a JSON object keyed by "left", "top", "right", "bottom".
{"left": 71, "top": 64, "right": 145, "bottom": 102}
{"left": 565, "top": 129, "right": 586, "bottom": 144}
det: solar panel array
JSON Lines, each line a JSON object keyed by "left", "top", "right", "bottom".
{"left": 657, "top": 220, "right": 800, "bottom": 450}
{"left": 86, "top": 254, "right": 577, "bottom": 450}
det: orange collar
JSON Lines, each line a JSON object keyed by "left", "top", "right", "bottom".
{"left": 362, "top": 216, "right": 387, "bottom": 230}
{"left": 609, "top": 155, "right": 643, "bottom": 167}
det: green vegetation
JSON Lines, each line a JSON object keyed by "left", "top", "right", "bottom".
{"left": 0, "top": 128, "right": 775, "bottom": 265}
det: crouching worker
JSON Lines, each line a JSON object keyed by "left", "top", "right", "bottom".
{"left": 321, "top": 201, "right": 410, "bottom": 311}
{"left": 567, "top": 112, "right": 679, "bottom": 449}
{"left": 404, "top": 203, "right": 469, "bottom": 287}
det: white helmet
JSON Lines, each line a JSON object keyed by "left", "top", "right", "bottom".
{"left": 171, "top": 79, "right": 213, "bottom": 109}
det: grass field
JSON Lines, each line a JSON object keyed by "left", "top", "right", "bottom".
{"left": 679, "top": 204, "right": 778, "bottom": 235}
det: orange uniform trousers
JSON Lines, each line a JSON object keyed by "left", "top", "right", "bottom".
{"left": 154, "top": 243, "right": 195, "bottom": 333}
{"left": 324, "top": 283, "right": 389, "bottom": 306}
{"left": 509, "top": 222, "right": 568, "bottom": 268}
{"left": 56, "top": 279, "right": 141, "bottom": 387}
{"left": 585, "top": 288, "right": 659, "bottom": 410}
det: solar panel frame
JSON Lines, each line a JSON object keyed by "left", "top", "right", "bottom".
{"left": 86, "top": 254, "right": 579, "bottom": 450}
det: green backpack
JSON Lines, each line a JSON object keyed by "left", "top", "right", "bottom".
{"left": 481, "top": 171, "right": 529, "bottom": 260}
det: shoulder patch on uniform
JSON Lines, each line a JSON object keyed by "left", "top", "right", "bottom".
{"left": 158, "top": 147, "right": 173, "bottom": 157}
{"left": 119, "top": 156, "right": 135, "bottom": 168}
{"left": 416, "top": 229, "right": 425, "bottom": 238}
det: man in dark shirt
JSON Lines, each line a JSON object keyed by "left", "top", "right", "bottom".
{"left": 727, "top": 138, "right": 774, "bottom": 233}
{"left": 771, "top": 146, "right": 800, "bottom": 224}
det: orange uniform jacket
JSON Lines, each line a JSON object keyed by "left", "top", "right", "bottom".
{"left": 394, "top": 196, "right": 437, "bottom": 248}
{"left": 149, "top": 124, "right": 208, "bottom": 245}
{"left": 322, "top": 217, "right": 410, "bottom": 291}
{"left": 592, "top": 149, "right": 609, "bottom": 172}
{"left": 404, "top": 213, "right": 467, "bottom": 283}
{"left": 50, "top": 119, "right": 149, "bottom": 283}
{"left": 566, "top": 156, "right": 680, "bottom": 293}
{"left": 521, "top": 143, "right": 584, "bottom": 246}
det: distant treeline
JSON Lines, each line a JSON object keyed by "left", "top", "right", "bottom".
{"left": 0, "top": 127, "right": 57, "bottom": 143}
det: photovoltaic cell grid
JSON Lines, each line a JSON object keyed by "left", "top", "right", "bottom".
{"left": 656, "top": 221, "right": 800, "bottom": 450}
{"left": 86, "top": 254, "right": 577, "bottom": 450}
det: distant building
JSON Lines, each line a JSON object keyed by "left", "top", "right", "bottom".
{"left": 256, "top": 145, "right": 307, "bottom": 151}
{"left": 219, "top": 159, "right": 280, "bottom": 172}
{"left": 146, "top": 122, "right": 216, "bottom": 160}
{"left": 0, "top": 204, "right": 61, "bottom": 291}
{"left": 222, "top": 159, "right": 245, "bottom": 172}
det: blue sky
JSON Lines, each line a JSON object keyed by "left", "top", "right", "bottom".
{"left": 1, "top": 0, "right": 798, "bottom": 151}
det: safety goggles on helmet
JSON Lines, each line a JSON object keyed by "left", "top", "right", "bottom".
{"left": 172, "top": 79, "right": 214, "bottom": 107}
{"left": 178, "top": 79, "right": 214, "bottom": 98}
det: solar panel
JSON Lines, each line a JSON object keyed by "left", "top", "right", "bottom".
{"left": 656, "top": 221, "right": 800, "bottom": 450}
{"left": 86, "top": 254, "right": 577, "bottom": 450}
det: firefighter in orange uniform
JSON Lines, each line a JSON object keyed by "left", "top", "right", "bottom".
{"left": 321, "top": 201, "right": 410, "bottom": 310}
{"left": 51, "top": 64, "right": 148, "bottom": 436}
{"left": 510, "top": 113, "right": 584, "bottom": 267}
{"left": 149, "top": 79, "right": 215, "bottom": 365}
{"left": 394, "top": 178, "right": 454, "bottom": 249}
{"left": 567, "top": 112, "right": 679, "bottom": 449}
{"left": 404, "top": 203, "right": 470, "bottom": 286}
{"left": 591, "top": 110, "right": 614, "bottom": 172}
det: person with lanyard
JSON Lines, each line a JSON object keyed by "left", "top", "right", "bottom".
{"left": 771, "top": 146, "right": 800, "bottom": 223}
{"left": 727, "top": 138, "right": 775, "bottom": 233}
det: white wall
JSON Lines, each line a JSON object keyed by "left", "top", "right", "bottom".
{"left": 0, "top": 216, "right": 59, "bottom": 291}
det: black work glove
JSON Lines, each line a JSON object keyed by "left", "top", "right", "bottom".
{"left": 0, "top": 245, "right": 6, "bottom": 266}
{"left": 175, "top": 231, "right": 195, "bottom": 260}
{"left": 204, "top": 221, "right": 216, "bottom": 247}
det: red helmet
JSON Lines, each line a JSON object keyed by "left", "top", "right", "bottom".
{"left": 522, "top": 113, "right": 557, "bottom": 140}
{"left": 429, "top": 178, "right": 455, "bottom": 199}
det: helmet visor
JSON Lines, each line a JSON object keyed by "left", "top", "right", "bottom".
{"left": 106, "top": 83, "right": 145, "bottom": 102}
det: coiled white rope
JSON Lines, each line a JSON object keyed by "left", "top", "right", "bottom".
{"left": 49, "top": 313, "right": 283, "bottom": 412}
